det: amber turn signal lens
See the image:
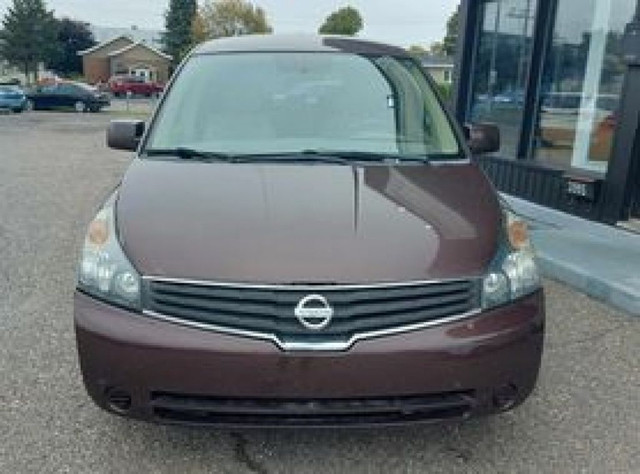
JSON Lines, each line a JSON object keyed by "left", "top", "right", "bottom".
{"left": 88, "top": 218, "right": 109, "bottom": 246}
{"left": 507, "top": 219, "right": 529, "bottom": 250}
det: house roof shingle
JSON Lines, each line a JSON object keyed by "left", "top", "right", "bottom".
{"left": 107, "top": 41, "right": 172, "bottom": 61}
{"left": 77, "top": 35, "right": 134, "bottom": 56}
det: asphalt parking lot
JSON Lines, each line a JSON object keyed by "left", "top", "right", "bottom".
{"left": 104, "top": 96, "right": 158, "bottom": 116}
{"left": 1, "top": 111, "right": 639, "bottom": 473}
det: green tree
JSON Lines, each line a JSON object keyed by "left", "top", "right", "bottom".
{"left": 162, "top": 0, "right": 197, "bottom": 66}
{"left": 48, "top": 18, "right": 95, "bottom": 76}
{"left": 199, "top": 0, "right": 272, "bottom": 39}
{"left": 0, "top": 0, "right": 58, "bottom": 83}
{"left": 410, "top": 42, "right": 447, "bottom": 57}
{"left": 191, "top": 10, "right": 208, "bottom": 45}
{"left": 429, "top": 41, "right": 447, "bottom": 56}
{"left": 318, "top": 6, "right": 363, "bottom": 36}
{"left": 442, "top": 7, "right": 460, "bottom": 57}
{"left": 408, "top": 44, "right": 428, "bottom": 56}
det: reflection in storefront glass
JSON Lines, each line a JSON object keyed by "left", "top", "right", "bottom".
{"left": 534, "top": 0, "right": 633, "bottom": 172}
{"left": 469, "top": 0, "right": 538, "bottom": 157}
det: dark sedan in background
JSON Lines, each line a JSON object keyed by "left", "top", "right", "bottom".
{"left": 27, "top": 82, "right": 110, "bottom": 112}
{"left": 0, "top": 85, "right": 27, "bottom": 112}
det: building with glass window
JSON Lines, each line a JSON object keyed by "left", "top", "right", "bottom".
{"left": 454, "top": 0, "right": 640, "bottom": 223}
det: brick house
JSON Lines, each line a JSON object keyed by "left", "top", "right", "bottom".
{"left": 79, "top": 35, "right": 172, "bottom": 84}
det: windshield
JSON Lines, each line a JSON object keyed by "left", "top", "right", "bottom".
{"left": 145, "top": 52, "right": 461, "bottom": 159}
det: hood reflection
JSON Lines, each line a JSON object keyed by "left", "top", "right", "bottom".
{"left": 364, "top": 166, "right": 478, "bottom": 240}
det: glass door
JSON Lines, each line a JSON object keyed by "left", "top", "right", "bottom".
{"left": 469, "top": 0, "right": 538, "bottom": 157}
{"left": 534, "top": 0, "right": 635, "bottom": 172}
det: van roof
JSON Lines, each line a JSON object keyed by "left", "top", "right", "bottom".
{"left": 193, "top": 34, "right": 410, "bottom": 58}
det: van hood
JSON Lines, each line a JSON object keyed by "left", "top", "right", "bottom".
{"left": 116, "top": 160, "right": 501, "bottom": 284}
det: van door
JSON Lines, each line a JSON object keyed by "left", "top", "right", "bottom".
{"left": 36, "top": 84, "right": 59, "bottom": 109}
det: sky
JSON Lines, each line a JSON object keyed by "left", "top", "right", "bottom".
{"left": 0, "top": 0, "right": 460, "bottom": 48}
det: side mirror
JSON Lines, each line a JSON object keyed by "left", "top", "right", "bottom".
{"left": 465, "top": 123, "right": 501, "bottom": 155}
{"left": 107, "top": 120, "right": 145, "bottom": 151}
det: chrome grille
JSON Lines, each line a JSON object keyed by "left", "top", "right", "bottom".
{"left": 143, "top": 278, "right": 481, "bottom": 350}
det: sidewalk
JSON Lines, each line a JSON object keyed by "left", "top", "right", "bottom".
{"left": 504, "top": 195, "right": 640, "bottom": 317}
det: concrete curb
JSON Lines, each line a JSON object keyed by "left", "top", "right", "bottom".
{"left": 503, "top": 195, "right": 640, "bottom": 317}
{"left": 535, "top": 248, "right": 640, "bottom": 316}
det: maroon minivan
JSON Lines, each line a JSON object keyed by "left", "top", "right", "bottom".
{"left": 75, "top": 35, "right": 544, "bottom": 427}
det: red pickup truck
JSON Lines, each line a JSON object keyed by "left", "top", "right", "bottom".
{"left": 108, "top": 75, "right": 164, "bottom": 97}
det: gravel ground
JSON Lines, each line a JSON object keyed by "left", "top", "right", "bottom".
{"left": 0, "top": 112, "right": 639, "bottom": 473}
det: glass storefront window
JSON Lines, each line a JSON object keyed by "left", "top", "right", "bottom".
{"left": 534, "top": 0, "right": 634, "bottom": 172}
{"left": 469, "top": 0, "right": 538, "bottom": 157}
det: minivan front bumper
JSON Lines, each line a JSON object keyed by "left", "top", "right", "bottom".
{"left": 74, "top": 290, "right": 545, "bottom": 427}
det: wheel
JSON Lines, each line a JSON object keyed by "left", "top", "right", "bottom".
{"left": 12, "top": 107, "right": 23, "bottom": 113}
{"left": 25, "top": 99, "right": 34, "bottom": 111}
{"left": 74, "top": 101, "right": 87, "bottom": 113}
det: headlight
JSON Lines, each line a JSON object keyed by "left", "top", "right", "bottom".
{"left": 482, "top": 209, "right": 541, "bottom": 309}
{"left": 77, "top": 194, "right": 141, "bottom": 309}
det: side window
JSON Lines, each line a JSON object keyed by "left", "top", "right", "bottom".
{"left": 58, "top": 84, "right": 78, "bottom": 95}
{"left": 41, "top": 85, "right": 58, "bottom": 94}
{"left": 401, "top": 60, "right": 460, "bottom": 155}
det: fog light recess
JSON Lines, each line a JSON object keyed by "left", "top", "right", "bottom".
{"left": 492, "top": 384, "right": 519, "bottom": 412}
{"left": 105, "top": 388, "right": 133, "bottom": 414}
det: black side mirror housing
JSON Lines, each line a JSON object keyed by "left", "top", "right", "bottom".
{"left": 465, "top": 123, "right": 501, "bottom": 155}
{"left": 107, "top": 120, "right": 145, "bottom": 151}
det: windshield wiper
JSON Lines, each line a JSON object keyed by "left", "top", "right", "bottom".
{"left": 144, "top": 148, "right": 434, "bottom": 165}
{"left": 241, "top": 150, "right": 430, "bottom": 165}
{"left": 243, "top": 151, "right": 353, "bottom": 165}
{"left": 299, "top": 150, "right": 431, "bottom": 164}
{"left": 145, "top": 147, "right": 241, "bottom": 163}
{"left": 144, "top": 149, "right": 354, "bottom": 165}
